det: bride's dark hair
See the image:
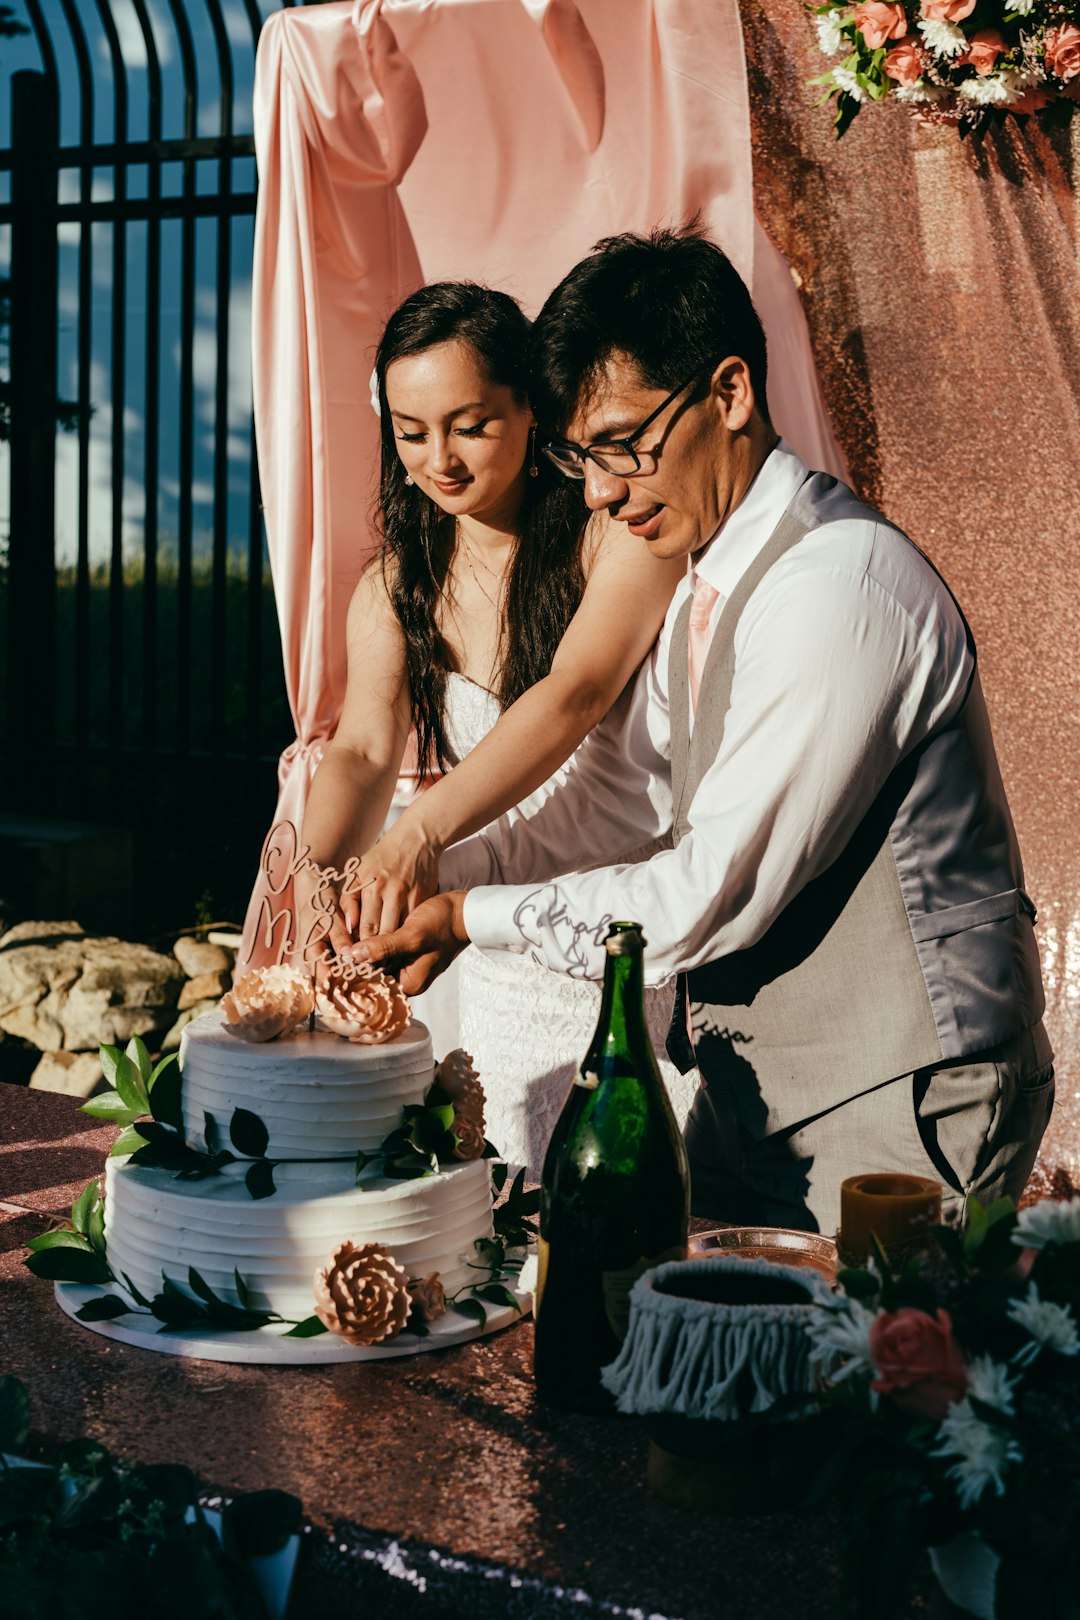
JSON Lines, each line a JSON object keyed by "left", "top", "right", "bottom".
{"left": 373, "top": 282, "right": 588, "bottom": 776}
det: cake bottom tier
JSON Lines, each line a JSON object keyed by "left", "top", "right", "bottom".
{"left": 103, "top": 1155, "right": 493, "bottom": 1322}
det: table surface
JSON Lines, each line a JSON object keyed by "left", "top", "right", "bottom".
{"left": 1, "top": 1083, "right": 949, "bottom": 1620}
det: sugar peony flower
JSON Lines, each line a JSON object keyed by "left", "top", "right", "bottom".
{"left": 869, "top": 1307, "right": 969, "bottom": 1421}
{"left": 917, "top": 16, "right": 966, "bottom": 56}
{"left": 408, "top": 1273, "right": 447, "bottom": 1323}
{"left": 1013, "top": 1196, "right": 1080, "bottom": 1251}
{"left": 314, "top": 960, "right": 411, "bottom": 1044}
{"left": 960, "top": 28, "right": 1005, "bottom": 77}
{"left": 221, "top": 965, "right": 314, "bottom": 1043}
{"left": 1006, "top": 1284, "right": 1080, "bottom": 1365}
{"left": 920, "top": 0, "right": 975, "bottom": 21}
{"left": 883, "top": 38, "right": 926, "bottom": 85}
{"left": 452, "top": 1111, "right": 488, "bottom": 1162}
{"left": 434, "top": 1049, "right": 486, "bottom": 1125}
{"left": 1045, "top": 23, "right": 1080, "bottom": 84}
{"left": 313, "top": 1240, "right": 412, "bottom": 1344}
{"left": 854, "top": 2, "right": 906, "bottom": 50}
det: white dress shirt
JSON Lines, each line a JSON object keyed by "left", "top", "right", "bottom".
{"left": 440, "top": 443, "right": 974, "bottom": 986}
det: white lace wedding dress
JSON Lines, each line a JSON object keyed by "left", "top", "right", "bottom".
{"left": 420, "top": 673, "right": 700, "bottom": 1178}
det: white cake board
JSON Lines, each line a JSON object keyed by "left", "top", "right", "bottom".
{"left": 56, "top": 1281, "right": 532, "bottom": 1365}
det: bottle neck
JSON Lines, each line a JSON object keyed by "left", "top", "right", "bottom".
{"left": 588, "top": 947, "right": 650, "bottom": 1074}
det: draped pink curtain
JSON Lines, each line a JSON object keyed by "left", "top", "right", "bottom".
{"left": 239, "top": 0, "right": 844, "bottom": 970}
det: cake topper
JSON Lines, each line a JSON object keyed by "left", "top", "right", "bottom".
{"left": 250, "top": 818, "right": 376, "bottom": 969}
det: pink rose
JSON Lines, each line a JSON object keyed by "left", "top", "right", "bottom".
{"left": 920, "top": 0, "right": 975, "bottom": 21}
{"left": 960, "top": 28, "right": 1005, "bottom": 77}
{"left": 1045, "top": 22, "right": 1080, "bottom": 83}
{"left": 883, "top": 39, "right": 925, "bottom": 85}
{"left": 1012, "top": 85, "right": 1053, "bottom": 116}
{"left": 870, "top": 1307, "right": 969, "bottom": 1421}
{"left": 854, "top": 2, "right": 907, "bottom": 50}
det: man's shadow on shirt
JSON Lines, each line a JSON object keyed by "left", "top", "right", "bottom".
{"left": 685, "top": 1025, "right": 818, "bottom": 1232}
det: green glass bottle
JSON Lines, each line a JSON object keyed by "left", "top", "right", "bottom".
{"left": 534, "top": 921, "right": 689, "bottom": 1412}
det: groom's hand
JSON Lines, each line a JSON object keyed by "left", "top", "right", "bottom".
{"left": 352, "top": 890, "right": 470, "bottom": 995}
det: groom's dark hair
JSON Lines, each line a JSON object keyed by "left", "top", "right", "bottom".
{"left": 528, "top": 222, "right": 769, "bottom": 433}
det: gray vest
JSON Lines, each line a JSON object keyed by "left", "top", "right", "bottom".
{"left": 666, "top": 473, "right": 1044, "bottom": 1137}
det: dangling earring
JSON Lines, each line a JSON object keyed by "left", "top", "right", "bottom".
{"left": 404, "top": 473, "right": 414, "bottom": 487}
{"left": 528, "top": 424, "right": 539, "bottom": 478}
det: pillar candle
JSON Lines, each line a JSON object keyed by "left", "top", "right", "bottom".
{"left": 839, "top": 1172, "right": 942, "bottom": 1264}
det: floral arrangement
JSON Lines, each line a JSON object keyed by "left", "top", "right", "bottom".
{"left": 803, "top": 1195, "right": 1080, "bottom": 1616}
{"left": 809, "top": 2, "right": 1080, "bottom": 136}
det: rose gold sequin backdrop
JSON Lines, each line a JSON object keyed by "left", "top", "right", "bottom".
{"left": 743, "top": 6, "right": 1080, "bottom": 1197}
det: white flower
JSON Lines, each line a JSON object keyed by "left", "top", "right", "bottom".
{"left": 815, "top": 8, "right": 847, "bottom": 56}
{"left": 894, "top": 80, "right": 949, "bottom": 103}
{"left": 1007, "top": 1284, "right": 1080, "bottom": 1365}
{"left": 995, "top": 66, "right": 1043, "bottom": 105}
{"left": 917, "top": 18, "right": 966, "bottom": 58}
{"left": 932, "top": 1399, "right": 1024, "bottom": 1510}
{"left": 807, "top": 1295, "right": 878, "bottom": 1383}
{"left": 965, "top": 1353, "right": 1019, "bottom": 1415}
{"left": 1010, "top": 0, "right": 1035, "bottom": 13}
{"left": 1013, "top": 1197, "right": 1080, "bottom": 1252}
{"left": 959, "top": 74, "right": 1013, "bottom": 105}
{"left": 516, "top": 1253, "right": 539, "bottom": 1297}
{"left": 832, "top": 66, "right": 867, "bottom": 102}
{"left": 369, "top": 366, "right": 382, "bottom": 418}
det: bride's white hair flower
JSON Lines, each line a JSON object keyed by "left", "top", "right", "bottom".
{"left": 917, "top": 17, "right": 966, "bottom": 58}
{"left": 1007, "top": 1284, "right": 1080, "bottom": 1366}
{"left": 369, "top": 366, "right": 382, "bottom": 417}
{"left": 1013, "top": 1196, "right": 1080, "bottom": 1252}
{"left": 931, "top": 1386, "right": 1024, "bottom": 1511}
{"left": 815, "top": 8, "right": 847, "bottom": 56}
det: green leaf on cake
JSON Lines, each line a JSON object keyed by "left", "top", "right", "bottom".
{"left": 111, "top": 1048, "right": 150, "bottom": 1115}
{"left": 150, "top": 1276, "right": 208, "bottom": 1328}
{"left": 0, "top": 1374, "right": 31, "bottom": 1451}
{"left": 25, "top": 1244, "right": 112, "bottom": 1285}
{"left": 244, "top": 1160, "right": 277, "bottom": 1201}
{"left": 122, "top": 1272, "right": 153, "bottom": 1309}
{"left": 354, "top": 1149, "right": 372, "bottom": 1183}
{"left": 109, "top": 1125, "right": 153, "bottom": 1159}
{"left": 74, "top": 1295, "right": 134, "bottom": 1323}
{"left": 490, "top": 1162, "right": 509, "bottom": 1196}
{"left": 221, "top": 1489, "right": 302, "bottom": 1559}
{"left": 474, "top": 1283, "right": 522, "bottom": 1315}
{"left": 282, "top": 1315, "right": 329, "bottom": 1338}
{"left": 27, "top": 1229, "right": 95, "bottom": 1253}
{"left": 229, "top": 1107, "right": 269, "bottom": 1159}
{"left": 452, "top": 1296, "right": 488, "bottom": 1328}
{"left": 79, "top": 1091, "right": 145, "bottom": 1126}
{"left": 87, "top": 1195, "right": 107, "bottom": 1256}
{"left": 204, "top": 1111, "right": 220, "bottom": 1152}
{"left": 148, "top": 1052, "right": 183, "bottom": 1130}
{"left": 125, "top": 1035, "right": 154, "bottom": 1088}
{"left": 70, "top": 1179, "right": 98, "bottom": 1237}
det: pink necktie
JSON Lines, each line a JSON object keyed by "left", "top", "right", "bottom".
{"left": 688, "top": 575, "right": 720, "bottom": 714}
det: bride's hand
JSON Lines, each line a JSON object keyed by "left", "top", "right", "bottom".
{"left": 293, "top": 865, "right": 354, "bottom": 961}
{"left": 345, "top": 820, "right": 443, "bottom": 942}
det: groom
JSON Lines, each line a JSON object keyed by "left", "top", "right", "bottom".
{"left": 358, "top": 225, "right": 1052, "bottom": 1233}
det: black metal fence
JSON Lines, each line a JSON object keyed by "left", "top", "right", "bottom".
{"left": 0, "top": 0, "right": 310, "bottom": 929}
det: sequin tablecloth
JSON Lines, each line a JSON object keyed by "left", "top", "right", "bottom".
{"left": 0, "top": 1084, "right": 954, "bottom": 1620}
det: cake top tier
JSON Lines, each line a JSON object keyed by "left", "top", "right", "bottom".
{"left": 179, "top": 1010, "right": 434, "bottom": 1160}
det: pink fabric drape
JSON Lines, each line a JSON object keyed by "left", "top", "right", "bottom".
{"left": 240, "top": 0, "right": 844, "bottom": 969}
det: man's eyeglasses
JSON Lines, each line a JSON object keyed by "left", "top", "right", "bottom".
{"left": 541, "top": 367, "right": 712, "bottom": 481}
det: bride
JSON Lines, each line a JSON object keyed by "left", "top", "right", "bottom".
{"left": 300, "top": 280, "right": 695, "bottom": 1170}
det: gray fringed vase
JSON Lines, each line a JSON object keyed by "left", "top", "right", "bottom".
{"left": 601, "top": 1256, "right": 830, "bottom": 1512}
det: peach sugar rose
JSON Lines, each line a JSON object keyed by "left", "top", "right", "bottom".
{"left": 451, "top": 1112, "right": 488, "bottom": 1163}
{"left": 854, "top": 3, "right": 907, "bottom": 50}
{"left": 220, "top": 965, "right": 314, "bottom": 1043}
{"left": 883, "top": 38, "right": 926, "bottom": 85}
{"left": 408, "top": 1273, "right": 447, "bottom": 1323}
{"left": 869, "top": 1306, "right": 969, "bottom": 1421}
{"left": 314, "top": 960, "right": 411, "bottom": 1044}
{"left": 313, "top": 1240, "right": 412, "bottom": 1344}
{"left": 1045, "top": 23, "right": 1080, "bottom": 83}
{"left": 920, "top": 0, "right": 975, "bottom": 21}
{"left": 960, "top": 28, "right": 1005, "bottom": 76}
